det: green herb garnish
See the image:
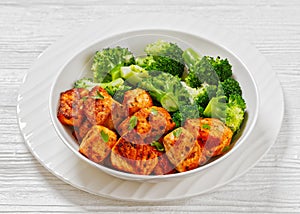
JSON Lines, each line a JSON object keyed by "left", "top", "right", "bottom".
{"left": 100, "top": 130, "right": 109, "bottom": 143}
{"left": 173, "top": 128, "right": 182, "bottom": 138}
{"left": 93, "top": 91, "right": 104, "bottom": 99}
{"left": 202, "top": 124, "right": 211, "bottom": 130}
{"left": 150, "top": 141, "right": 165, "bottom": 152}
{"left": 128, "top": 116, "right": 138, "bottom": 130}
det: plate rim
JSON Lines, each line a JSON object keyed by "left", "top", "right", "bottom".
{"left": 16, "top": 13, "right": 284, "bottom": 202}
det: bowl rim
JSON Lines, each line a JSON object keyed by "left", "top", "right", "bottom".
{"left": 49, "top": 28, "right": 260, "bottom": 181}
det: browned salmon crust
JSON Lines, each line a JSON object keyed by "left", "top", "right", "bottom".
{"left": 110, "top": 136, "right": 161, "bottom": 175}
{"left": 117, "top": 106, "right": 175, "bottom": 143}
{"left": 83, "top": 86, "right": 113, "bottom": 127}
{"left": 79, "top": 125, "right": 118, "bottom": 164}
{"left": 122, "top": 88, "right": 153, "bottom": 116}
{"left": 73, "top": 116, "right": 92, "bottom": 142}
{"left": 184, "top": 118, "right": 233, "bottom": 159}
{"left": 163, "top": 127, "right": 205, "bottom": 172}
{"left": 57, "top": 88, "right": 89, "bottom": 126}
{"left": 152, "top": 154, "right": 176, "bottom": 175}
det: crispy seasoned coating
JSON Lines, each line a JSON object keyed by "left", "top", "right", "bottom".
{"left": 110, "top": 135, "right": 161, "bottom": 175}
{"left": 152, "top": 154, "right": 176, "bottom": 175}
{"left": 83, "top": 86, "right": 113, "bottom": 127}
{"left": 184, "top": 118, "right": 233, "bottom": 159}
{"left": 110, "top": 101, "right": 127, "bottom": 129}
{"left": 163, "top": 127, "right": 204, "bottom": 172}
{"left": 72, "top": 117, "right": 92, "bottom": 142}
{"left": 174, "top": 141, "right": 202, "bottom": 172}
{"left": 117, "top": 106, "right": 175, "bottom": 143}
{"left": 57, "top": 88, "right": 89, "bottom": 126}
{"left": 79, "top": 125, "right": 118, "bottom": 164}
{"left": 122, "top": 88, "right": 153, "bottom": 116}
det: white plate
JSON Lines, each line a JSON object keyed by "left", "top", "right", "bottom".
{"left": 17, "top": 14, "right": 284, "bottom": 202}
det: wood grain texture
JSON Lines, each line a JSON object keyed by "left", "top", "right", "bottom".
{"left": 1, "top": 0, "right": 300, "bottom": 213}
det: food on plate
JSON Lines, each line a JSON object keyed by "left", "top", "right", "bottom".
{"left": 110, "top": 135, "right": 162, "bottom": 175}
{"left": 163, "top": 127, "right": 205, "bottom": 172}
{"left": 122, "top": 88, "right": 153, "bottom": 116}
{"left": 79, "top": 125, "right": 118, "bottom": 163}
{"left": 117, "top": 106, "right": 175, "bottom": 143}
{"left": 57, "top": 88, "right": 89, "bottom": 126}
{"left": 83, "top": 86, "right": 114, "bottom": 127}
{"left": 57, "top": 40, "right": 247, "bottom": 175}
{"left": 184, "top": 118, "right": 233, "bottom": 158}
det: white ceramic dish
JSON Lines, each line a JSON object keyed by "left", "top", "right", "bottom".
{"left": 17, "top": 14, "right": 284, "bottom": 201}
{"left": 49, "top": 29, "right": 259, "bottom": 182}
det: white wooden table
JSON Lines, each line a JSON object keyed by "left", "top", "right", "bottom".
{"left": 1, "top": 0, "right": 299, "bottom": 213}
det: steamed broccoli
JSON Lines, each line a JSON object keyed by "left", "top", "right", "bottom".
{"left": 203, "top": 94, "right": 246, "bottom": 133}
{"left": 205, "top": 56, "right": 232, "bottom": 82}
{"left": 119, "top": 64, "right": 149, "bottom": 86}
{"left": 138, "top": 71, "right": 191, "bottom": 112}
{"left": 73, "top": 77, "right": 126, "bottom": 97}
{"left": 182, "top": 48, "right": 233, "bottom": 87}
{"left": 217, "top": 78, "right": 242, "bottom": 99}
{"left": 138, "top": 40, "right": 185, "bottom": 77}
{"left": 91, "top": 47, "right": 135, "bottom": 83}
{"left": 172, "top": 104, "right": 204, "bottom": 128}
{"left": 181, "top": 82, "right": 217, "bottom": 108}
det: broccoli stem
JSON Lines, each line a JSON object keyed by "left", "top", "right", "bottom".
{"left": 182, "top": 48, "right": 202, "bottom": 68}
{"left": 100, "top": 78, "right": 124, "bottom": 88}
{"left": 203, "top": 96, "right": 227, "bottom": 121}
{"left": 160, "top": 93, "right": 179, "bottom": 112}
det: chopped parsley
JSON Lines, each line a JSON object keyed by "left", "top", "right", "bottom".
{"left": 93, "top": 91, "right": 104, "bottom": 99}
{"left": 150, "top": 141, "right": 165, "bottom": 152}
{"left": 100, "top": 130, "right": 109, "bottom": 143}
{"left": 128, "top": 116, "right": 138, "bottom": 130}
{"left": 173, "top": 128, "right": 182, "bottom": 138}
{"left": 202, "top": 124, "right": 211, "bottom": 130}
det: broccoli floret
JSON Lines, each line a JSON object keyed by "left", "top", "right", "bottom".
{"left": 91, "top": 47, "right": 135, "bottom": 83}
{"left": 203, "top": 94, "right": 246, "bottom": 133}
{"left": 140, "top": 40, "right": 185, "bottom": 77}
{"left": 73, "top": 77, "right": 125, "bottom": 96}
{"left": 172, "top": 105, "right": 204, "bottom": 128}
{"left": 138, "top": 71, "right": 191, "bottom": 112}
{"left": 182, "top": 48, "right": 233, "bottom": 87}
{"left": 205, "top": 56, "right": 232, "bottom": 82}
{"left": 217, "top": 78, "right": 242, "bottom": 99}
{"left": 181, "top": 82, "right": 217, "bottom": 108}
{"left": 225, "top": 94, "right": 246, "bottom": 132}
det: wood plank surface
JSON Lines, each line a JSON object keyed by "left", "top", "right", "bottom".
{"left": 1, "top": 0, "right": 300, "bottom": 213}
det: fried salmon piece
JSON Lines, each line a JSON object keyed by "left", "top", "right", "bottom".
{"left": 57, "top": 88, "right": 89, "bottom": 126}
{"left": 122, "top": 88, "right": 153, "bottom": 116}
{"left": 163, "top": 127, "right": 204, "bottom": 172}
{"left": 117, "top": 106, "right": 175, "bottom": 143}
{"left": 110, "top": 135, "right": 161, "bottom": 175}
{"left": 83, "top": 86, "right": 113, "bottom": 127}
{"left": 79, "top": 125, "right": 118, "bottom": 164}
{"left": 110, "top": 101, "right": 127, "bottom": 129}
{"left": 152, "top": 154, "right": 176, "bottom": 175}
{"left": 184, "top": 118, "right": 233, "bottom": 159}
{"left": 72, "top": 117, "right": 92, "bottom": 143}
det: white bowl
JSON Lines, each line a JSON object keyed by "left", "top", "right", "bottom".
{"left": 49, "top": 29, "right": 259, "bottom": 182}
